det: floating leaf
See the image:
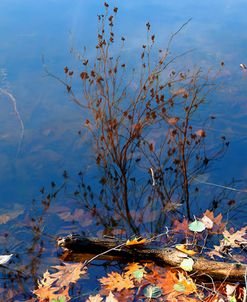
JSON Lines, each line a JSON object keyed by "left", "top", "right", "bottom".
{"left": 180, "top": 258, "right": 194, "bottom": 272}
{"left": 240, "top": 63, "right": 247, "bottom": 70}
{"left": 173, "top": 283, "right": 186, "bottom": 292}
{"left": 143, "top": 285, "right": 162, "bottom": 299}
{"left": 51, "top": 296, "right": 67, "bottom": 302}
{"left": 201, "top": 215, "right": 213, "bottom": 229}
{"left": 126, "top": 237, "right": 147, "bottom": 246}
{"left": 0, "top": 254, "right": 13, "bottom": 265}
{"left": 124, "top": 263, "right": 146, "bottom": 282}
{"left": 175, "top": 244, "right": 197, "bottom": 256}
{"left": 189, "top": 219, "right": 205, "bottom": 232}
{"left": 99, "top": 271, "right": 134, "bottom": 291}
{"left": 86, "top": 294, "right": 103, "bottom": 302}
{"left": 222, "top": 226, "right": 247, "bottom": 248}
{"left": 105, "top": 292, "right": 118, "bottom": 302}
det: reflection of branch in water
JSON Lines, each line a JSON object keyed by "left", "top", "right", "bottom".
{"left": 193, "top": 177, "right": 247, "bottom": 193}
{"left": 0, "top": 88, "right": 24, "bottom": 157}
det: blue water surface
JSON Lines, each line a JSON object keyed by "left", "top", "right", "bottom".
{"left": 0, "top": 0, "right": 246, "bottom": 216}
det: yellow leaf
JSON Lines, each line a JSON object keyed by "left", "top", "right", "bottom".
{"left": 86, "top": 294, "right": 103, "bottom": 302}
{"left": 180, "top": 258, "right": 194, "bottom": 272}
{"left": 175, "top": 244, "right": 197, "bottom": 256}
{"left": 126, "top": 237, "right": 147, "bottom": 246}
{"left": 106, "top": 291, "right": 118, "bottom": 302}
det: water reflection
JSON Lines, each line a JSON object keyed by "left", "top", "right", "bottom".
{"left": 0, "top": 0, "right": 246, "bottom": 299}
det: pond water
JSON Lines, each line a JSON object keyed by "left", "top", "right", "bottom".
{"left": 0, "top": 0, "right": 246, "bottom": 300}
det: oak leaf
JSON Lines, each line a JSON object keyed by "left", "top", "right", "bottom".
{"left": 33, "top": 285, "right": 69, "bottom": 301}
{"left": 99, "top": 271, "right": 134, "bottom": 291}
{"left": 222, "top": 226, "right": 247, "bottom": 248}
{"left": 203, "top": 210, "right": 226, "bottom": 233}
{"left": 49, "top": 262, "right": 87, "bottom": 287}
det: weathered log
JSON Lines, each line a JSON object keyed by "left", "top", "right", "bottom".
{"left": 57, "top": 235, "right": 247, "bottom": 282}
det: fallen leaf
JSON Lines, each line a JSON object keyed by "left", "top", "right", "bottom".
{"left": 226, "top": 284, "right": 237, "bottom": 300}
{"left": 175, "top": 245, "right": 197, "bottom": 256}
{"left": 201, "top": 215, "right": 213, "bottom": 229}
{"left": 50, "top": 262, "right": 87, "bottom": 287}
{"left": 222, "top": 226, "right": 247, "bottom": 248}
{"left": 33, "top": 285, "right": 69, "bottom": 301}
{"left": 99, "top": 271, "right": 134, "bottom": 292}
{"left": 143, "top": 285, "right": 162, "bottom": 299}
{"left": 0, "top": 254, "right": 13, "bottom": 265}
{"left": 189, "top": 219, "right": 205, "bottom": 232}
{"left": 240, "top": 63, "right": 247, "bottom": 70}
{"left": 203, "top": 210, "right": 226, "bottom": 233}
{"left": 33, "top": 262, "right": 87, "bottom": 301}
{"left": 124, "top": 263, "right": 146, "bottom": 282}
{"left": 126, "top": 237, "right": 147, "bottom": 246}
{"left": 180, "top": 258, "right": 194, "bottom": 272}
{"left": 86, "top": 294, "right": 103, "bottom": 302}
{"left": 105, "top": 291, "right": 118, "bottom": 302}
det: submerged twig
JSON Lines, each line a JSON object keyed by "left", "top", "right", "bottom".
{"left": 0, "top": 88, "right": 24, "bottom": 157}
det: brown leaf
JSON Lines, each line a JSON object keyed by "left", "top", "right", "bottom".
{"left": 203, "top": 210, "right": 226, "bottom": 233}
{"left": 51, "top": 262, "right": 87, "bottom": 287}
{"left": 222, "top": 226, "right": 247, "bottom": 248}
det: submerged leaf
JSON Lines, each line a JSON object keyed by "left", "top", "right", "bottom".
{"left": 143, "top": 285, "right": 162, "bottom": 298}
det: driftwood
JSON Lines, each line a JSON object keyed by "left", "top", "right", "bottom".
{"left": 57, "top": 235, "right": 247, "bottom": 283}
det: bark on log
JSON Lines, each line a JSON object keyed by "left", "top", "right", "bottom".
{"left": 57, "top": 235, "right": 247, "bottom": 283}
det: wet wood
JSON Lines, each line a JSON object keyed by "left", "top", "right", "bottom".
{"left": 57, "top": 235, "right": 247, "bottom": 282}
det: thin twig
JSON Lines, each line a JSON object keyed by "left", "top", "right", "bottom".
{"left": 0, "top": 88, "right": 24, "bottom": 157}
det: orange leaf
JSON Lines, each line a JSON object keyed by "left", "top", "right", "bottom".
{"left": 175, "top": 244, "right": 197, "bottom": 256}
{"left": 126, "top": 237, "right": 147, "bottom": 246}
{"left": 99, "top": 271, "right": 134, "bottom": 292}
{"left": 33, "top": 285, "right": 69, "bottom": 301}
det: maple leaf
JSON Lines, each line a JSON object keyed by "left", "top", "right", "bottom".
{"left": 222, "top": 226, "right": 247, "bottom": 248}
{"left": 99, "top": 271, "right": 134, "bottom": 292}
